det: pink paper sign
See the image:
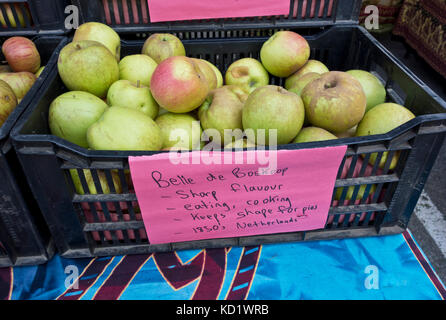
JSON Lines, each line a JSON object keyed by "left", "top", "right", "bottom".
{"left": 147, "top": 0, "right": 290, "bottom": 23}
{"left": 129, "top": 147, "right": 346, "bottom": 245}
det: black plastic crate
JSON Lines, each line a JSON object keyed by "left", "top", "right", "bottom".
{"left": 0, "top": 35, "right": 68, "bottom": 267}
{"left": 73, "top": 0, "right": 362, "bottom": 39}
{"left": 0, "top": 0, "right": 70, "bottom": 36}
{"left": 10, "top": 25, "right": 446, "bottom": 258}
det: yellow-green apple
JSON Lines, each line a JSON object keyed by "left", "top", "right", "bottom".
{"left": 155, "top": 112, "right": 203, "bottom": 150}
{"left": 0, "top": 71, "right": 36, "bottom": 101}
{"left": 260, "top": 31, "right": 310, "bottom": 77}
{"left": 0, "top": 80, "right": 17, "bottom": 126}
{"left": 2, "top": 37, "right": 41, "bottom": 73}
{"left": 118, "top": 54, "right": 157, "bottom": 87}
{"left": 142, "top": 33, "right": 186, "bottom": 64}
{"left": 73, "top": 22, "right": 121, "bottom": 61}
{"left": 70, "top": 169, "right": 122, "bottom": 195}
{"left": 335, "top": 184, "right": 376, "bottom": 202}
{"left": 198, "top": 85, "right": 248, "bottom": 145}
{"left": 336, "top": 125, "right": 357, "bottom": 139}
{"left": 191, "top": 58, "right": 218, "bottom": 91}
{"left": 293, "top": 126, "right": 337, "bottom": 143}
{"left": 301, "top": 71, "right": 366, "bottom": 133}
{"left": 346, "top": 70, "right": 386, "bottom": 112}
{"left": 0, "top": 4, "right": 30, "bottom": 28}
{"left": 204, "top": 60, "right": 223, "bottom": 88}
{"left": 150, "top": 56, "right": 209, "bottom": 113}
{"left": 285, "top": 60, "right": 328, "bottom": 89}
{"left": 49, "top": 91, "right": 109, "bottom": 148}
{"left": 224, "top": 138, "right": 256, "bottom": 150}
{"left": 356, "top": 103, "right": 415, "bottom": 169}
{"left": 225, "top": 58, "right": 269, "bottom": 93}
{"left": 107, "top": 79, "right": 159, "bottom": 119}
{"left": 58, "top": 40, "right": 119, "bottom": 98}
{"left": 242, "top": 85, "right": 305, "bottom": 145}
{"left": 35, "top": 66, "right": 45, "bottom": 78}
{"left": 87, "top": 106, "right": 163, "bottom": 151}
{"left": 286, "top": 72, "right": 321, "bottom": 96}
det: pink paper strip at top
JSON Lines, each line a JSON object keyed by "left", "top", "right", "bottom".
{"left": 147, "top": 0, "right": 290, "bottom": 23}
{"left": 129, "top": 146, "right": 346, "bottom": 245}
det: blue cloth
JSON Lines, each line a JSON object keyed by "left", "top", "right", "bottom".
{"left": 2, "top": 231, "right": 444, "bottom": 300}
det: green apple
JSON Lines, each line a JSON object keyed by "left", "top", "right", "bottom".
{"left": 0, "top": 79, "right": 17, "bottom": 127}
{"left": 35, "top": 66, "right": 45, "bottom": 78}
{"left": 301, "top": 71, "right": 366, "bottom": 133}
{"left": 73, "top": 22, "right": 121, "bottom": 61}
{"left": 58, "top": 40, "right": 119, "bottom": 98}
{"left": 225, "top": 58, "right": 269, "bottom": 93}
{"left": 198, "top": 85, "right": 248, "bottom": 145}
{"left": 87, "top": 106, "right": 163, "bottom": 151}
{"left": 260, "top": 31, "right": 310, "bottom": 77}
{"left": 70, "top": 169, "right": 122, "bottom": 195}
{"left": 224, "top": 139, "right": 256, "bottom": 150}
{"left": 356, "top": 103, "right": 415, "bottom": 169}
{"left": 242, "top": 85, "right": 305, "bottom": 145}
{"left": 155, "top": 112, "right": 203, "bottom": 150}
{"left": 119, "top": 54, "right": 158, "bottom": 87}
{"left": 293, "top": 126, "right": 337, "bottom": 143}
{"left": 346, "top": 70, "right": 386, "bottom": 112}
{"left": 49, "top": 91, "right": 109, "bottom": 148}
{"left": 285, "top": 60, "right": 329, "bottom": 89}
{"left": 107, "top": 80, "right": 159, "bottom": 119}
{"left": 204, "top": 60, "right": 223, "bottom": 88}
{"left": 142, "top": 33, "right": 186, "bottom": 64}
{"left": 287, "top": 72, "right": 321, "bottom": 96}
{"left": 0, "top": 71, "right": 36, "bottom": 101}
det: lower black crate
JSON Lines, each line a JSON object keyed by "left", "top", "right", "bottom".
{"left": 11, "top": 25, "right": 446, "bottom": 258}
{"left": 0, "top": 35, "right": 67, "bottom": 267}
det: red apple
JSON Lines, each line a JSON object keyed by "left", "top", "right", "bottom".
{"left": 150, "top": 56, "right": 209, "bottom": 113}
{"left": 2, "top": 37, "right": 41, "bottom": 73}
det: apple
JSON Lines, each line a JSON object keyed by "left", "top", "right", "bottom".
{"left": 58, "top": 40, "right": 119, "bottom": 98}
{"left": 346, "top": 70, "right": 386, "bottom": 112}
{"left": 2, "top": 37, "right": 41, "bottom": 73}
{"left": 73, "top": 22, "right": 121, "bottom": 61}
{"left": 0, "top": 71, "right": 36, "bottom": 101}
{"left": 204, "top": 60, "right": 223, "bottom": 88}
{"left": 49, "top": 91, "right": 109, "bottom": 148}
{"left": 0, "top": 79, "right": 18, "bottom": 127}
{"left": 155, "top": 112, "right": 203, "bottom": 150}
{"left": 87, "top": 106, "right": 163, "bottom": 151}
{"left": 198, "top": 85, "right": 248, "bottom": 145}
{"left": 0, "top": 4, "right": 30, "bottom": 28}
{"left": 260, "top": 31, "right": 310, "bottom": 77}
{"left": 225, "top": 58, "right": 269, "bottom": 93}
{"left": 335, "top": 183, "right": 377, "bottom": 202}
{"left": 286, "top": 72, "right": 321, "bottom": 96}
{"left": 118, "top": 54, "right": 158, "bottom": 87}
{"left": 336, "top": 125, "right": 357, "bottom": 139}
{"left": 293, "top": 126, "right": 337, "bottom": 143}
{"left": 35, "top": 66, "right": 45, "bottom": 78}
{"left": 224, "top": 139, "right": 256, "bottom": 150}
{"left": 285, "top": 60, "right": 329, "bottom": 90}
{"left": 242, "top": 85, "right": 305, "bottom": 145}
{"left": 142, "top": 33, "right": 186, "bottom": 64}
{"left": 70, "top": 169, "right": 122, "bottom": 195}
{"left": 191, "top": 58, "right": 218, "bottom": 91}
{"left": 356, "top": 103, "right": 415, "bottom": 169}
{"left": 107, "top": 80, "right": 159, "bottom": 119}
{"left": 150, "top": 56, "right": 209, "bottom": 113}
{"left": 301, "top": 71, "right": 366, "bottom": 133}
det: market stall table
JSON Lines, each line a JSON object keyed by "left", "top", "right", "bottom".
{"left": 1, "top": 230, "right": 444, "bottom": 300}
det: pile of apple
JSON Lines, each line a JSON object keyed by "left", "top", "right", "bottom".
{"left": 50, "top": 22, "right": 416, "bottom": 160}
{"left": 0, "top": 36, "right": 43, "bottom": 127}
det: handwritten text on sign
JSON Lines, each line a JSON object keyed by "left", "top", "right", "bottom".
{"left": 147, "top": 0, "right": 290, "bottom": 23}
{"left": 129, "top": 147, "right": 346, "bottom": 245}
